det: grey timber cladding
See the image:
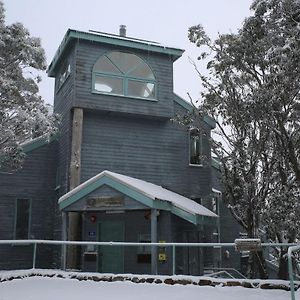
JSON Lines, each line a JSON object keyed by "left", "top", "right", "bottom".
{"left": 80, "top": 110, "right": 212, "bottom": 200}
{"left": 73, "top": 40, "right": 174, "bottom": 118}
{"left": 0, "top": 142, "right": 57, "bottom": 269}
{"left": 53, "top": 47, "right": 75, "bottom": 196}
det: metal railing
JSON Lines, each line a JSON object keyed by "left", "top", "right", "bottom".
{"left": 0, "top": 239, "right": 299, "bottom": 300}
{"left": 288, "top": 244, "right": 300, "bottom": 300}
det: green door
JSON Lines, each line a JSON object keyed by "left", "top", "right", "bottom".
{"left": 97, "top": 221, "right": 124, "bottom": 273}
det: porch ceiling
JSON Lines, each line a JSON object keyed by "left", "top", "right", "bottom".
{"left": 58, "top": 170, "right": 218, "bottom": 225}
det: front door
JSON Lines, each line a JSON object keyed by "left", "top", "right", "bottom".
{"left": 97, "top": 221, "right": 124, "bottom": 273}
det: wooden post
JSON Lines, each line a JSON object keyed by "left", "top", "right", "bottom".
{"left": 67, "top": 108, "right": 83, "bottom": 270}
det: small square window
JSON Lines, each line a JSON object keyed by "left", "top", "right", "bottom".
{"left": 127, "top": 80, "right": 155, "bottom": 99}
{"left": 94, "top": 75, "right": 123, "bottom": 95}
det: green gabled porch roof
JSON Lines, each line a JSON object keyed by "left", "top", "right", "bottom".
{"left": 58, "top": 170, "right": 218, "bottom": 225}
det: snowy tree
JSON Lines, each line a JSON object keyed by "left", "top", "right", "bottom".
{"left": 188, "top": 0, "right": 300, "bottom": 279}
{"left": 0, "top": 2, "right": 58, "bottom": 171}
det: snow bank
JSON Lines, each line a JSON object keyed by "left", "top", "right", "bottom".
{"left": 0, "top": 269, "right": 298, "bottom": 292}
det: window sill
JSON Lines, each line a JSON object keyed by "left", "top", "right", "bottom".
{"left": 189, "top": 164, "right": 203, "bottom": 168}
{"left": 91, "top": 90, "right": 158, "bottom": 102}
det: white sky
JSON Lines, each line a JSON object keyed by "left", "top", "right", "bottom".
{"left": 3, "top": 0, "right": 253, "bottom": 105}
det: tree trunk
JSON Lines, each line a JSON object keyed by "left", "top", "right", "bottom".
{"left": 278, "top": 248, "right": 289, "bottom": 280}
{"left": 247, "top": 250, "right": 268, "bottom": 279}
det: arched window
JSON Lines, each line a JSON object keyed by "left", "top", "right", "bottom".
{"left": 92, "top": 51, "right": 156, "bottom": 100}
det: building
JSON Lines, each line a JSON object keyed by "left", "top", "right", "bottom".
{"left": 0, "top": 26, "right": 238, "bottom": 275}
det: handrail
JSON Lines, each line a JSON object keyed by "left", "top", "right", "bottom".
{"left": 0, "top": 239, "right": 297, "bottom": 247}
{"left": 0, "top": 238, "right": 299, "bottom": 293}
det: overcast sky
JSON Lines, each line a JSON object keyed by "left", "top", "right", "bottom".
{"left": 3, "top": 0, "right": 253, "bottom": 105}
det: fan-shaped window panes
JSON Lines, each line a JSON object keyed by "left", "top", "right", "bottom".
{"left": 93, "top": 51, "right": 156, "bottom": 100}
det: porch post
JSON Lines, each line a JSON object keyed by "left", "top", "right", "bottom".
{"left": 151, "top": 208, "right": 158, "bottom": 275}
{"left": 61, "top": 212, "right": 67, "bottom": 270}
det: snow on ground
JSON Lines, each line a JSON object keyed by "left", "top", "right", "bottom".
{"left": 0, "top": 273, "right": 298, "bottom": 300}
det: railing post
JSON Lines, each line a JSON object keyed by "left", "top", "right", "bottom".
{"left": 288, "top": 245, "right": 298, "bottom": 300}
{"left": 32, "top": 243, "right": 37, "bottom": 269}
{"left": 172, "top": 245, "right": 175, "bottom": 275}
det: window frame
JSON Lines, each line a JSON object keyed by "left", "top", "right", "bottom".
{"left": 92, "top": 51, "right": 157, "bottom": 101}
{"left": 14, "top": 198, "right": 31, "bottom": 240}
{"left": 189, "top": 128, "right": 203, "bottom": 167}
{"left": 56, "top": 61, "right": 71, "bottom": 92}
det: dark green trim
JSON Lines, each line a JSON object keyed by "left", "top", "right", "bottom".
{"left": 173, "top": 93, "right": 216, "bottom": 129}
{"left": 48, "top": 29, "right": 184, "bottom": 77}
{"left": 174, "top": 93, "right": 193, "bottom": 113}
{"left": 197, "top": 215, "right": 218, "bottom": 226}
{"left": 59, "top": 173, "right": 213, "bottom": 225}
{"left": 22, "top": 134, "right": 58, "bottom": 154}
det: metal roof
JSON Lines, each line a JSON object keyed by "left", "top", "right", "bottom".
{"left": 59, "top": 170, "right": 218, "bottom": 225}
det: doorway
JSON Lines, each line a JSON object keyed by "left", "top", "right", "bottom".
{"left": 97, "top": 221, "right": 124, "bottom": 273}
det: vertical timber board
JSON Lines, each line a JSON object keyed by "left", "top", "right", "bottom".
{"left": 69, "top": 108, "right": 83, "bottom": 190}
{"left": 67, "top": 108, "right": 83, "bottom": 270}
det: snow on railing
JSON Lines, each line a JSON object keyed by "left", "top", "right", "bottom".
{"left": 0, "top": 239, "right": 299, "bottom": 300}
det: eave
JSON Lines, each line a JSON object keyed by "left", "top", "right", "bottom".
{"left": 48, "top": 29, "right": 185, "bottom": 77}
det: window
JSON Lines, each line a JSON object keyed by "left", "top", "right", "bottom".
{"left": 137, "top": 234, "right": 151, "bottom": 263}
{"left": 14, "top": 199, "right": 31, "bottom": 239}
{"left": 189, "top": 128, "right": 203, "bottom": 165}
{"left": 92, "top": 51, "right": 156, "bottom": 100}
{"left": 57, "top": 61, "right": 71, "bottom": 90}
{"left": 212, "top": 197, "right": 218, "bottom": 214}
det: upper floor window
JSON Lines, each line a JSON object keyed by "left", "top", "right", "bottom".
{"left": 189, "top": 128, "right": 203, "bottom": 165}
{"left": 57, "top": 61, "right": 71, "bottom": 90}
{"left": 92, "top": 51, "right": 156, "bottom": 100}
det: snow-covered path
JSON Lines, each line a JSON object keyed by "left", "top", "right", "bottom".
{"left": 0, "top": 277, "right": 297, "bottom": 300}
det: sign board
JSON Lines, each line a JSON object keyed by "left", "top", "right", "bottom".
{"left": 235, "top": 238, "right": 262, "bottom": 252}
{"left": 86, "top": 196, "right": 124, "bottom": 208}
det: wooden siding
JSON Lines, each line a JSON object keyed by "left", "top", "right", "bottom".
{"left": 81, "top": 110, "right": 212, "bottom": 200}
{"left": 0, "top": 142, "right": 57, "bottom": 269}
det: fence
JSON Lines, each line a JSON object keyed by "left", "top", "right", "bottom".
{"left": 288, "top": 244, "right": 300, "bottom": 300}
{"left": 0, "top": 240, "right": 299, "bottom": 299}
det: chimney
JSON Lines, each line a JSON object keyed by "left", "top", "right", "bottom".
{"left": 119, "top": 25, "right": 126, "bottom": 37}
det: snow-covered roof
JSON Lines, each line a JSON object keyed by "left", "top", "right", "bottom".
{"left": 20, "top": 134, "right": 58, "bottom": 153}
{"left": 59, "top": 170, "right": 218, "bottom": 224}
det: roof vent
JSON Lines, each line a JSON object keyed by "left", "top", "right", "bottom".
{"left": 119, "top": 25, "right": 126, "bottom": 37}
